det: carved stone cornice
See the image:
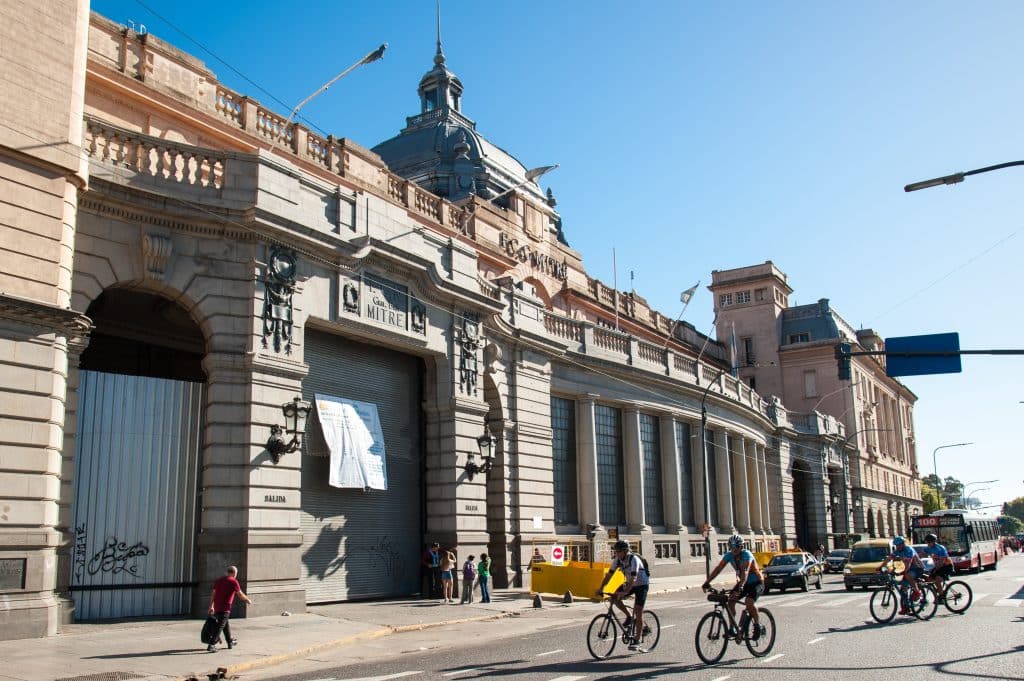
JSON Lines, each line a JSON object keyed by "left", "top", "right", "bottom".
{"left": 0, "top": 294, "right": 92, "bottom": 341}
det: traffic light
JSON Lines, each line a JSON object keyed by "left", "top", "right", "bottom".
{"left": 835, "top": 342, "right": 852, "bottom": 380}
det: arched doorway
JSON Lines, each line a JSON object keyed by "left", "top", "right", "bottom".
{"left": 791, "top": 460, "right": 813, "bottom": 550}
{"left": 71, "top": 288, "right": 207, "bottom": 620}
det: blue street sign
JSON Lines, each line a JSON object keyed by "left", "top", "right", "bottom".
{"left": 885, "top": 332, "right": 962, "bottom": 377}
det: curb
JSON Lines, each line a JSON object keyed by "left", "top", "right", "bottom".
{"left": 180, "top": 609, "right": 525, "bottom": 680}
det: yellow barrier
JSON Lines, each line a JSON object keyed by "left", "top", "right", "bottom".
{"left": 530, "top": 560, "right": 624, "bottom": 597}
{"left": 754, "top": 549, "right": 801, "bottom": 568}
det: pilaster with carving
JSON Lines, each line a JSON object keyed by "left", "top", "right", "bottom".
{"left": 262, "top": 246, "right": 297, "bottom": 354}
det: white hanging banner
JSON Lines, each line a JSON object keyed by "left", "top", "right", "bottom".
{"left": 315, "top": 393, "right": 388, "bottom": 490}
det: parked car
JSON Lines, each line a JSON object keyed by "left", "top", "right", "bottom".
{"left": 763, "top": 551, "right": 822, "bottom": 593}
{"left": 912, "top": 544, "right": 936, "bottom": 572}
{"left": 823, "top": 549, "right": 851, "bottom": 573}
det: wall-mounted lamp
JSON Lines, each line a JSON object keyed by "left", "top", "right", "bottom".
{"left": 266, "top": 396, "right": 312, "bottom": 463}
{"left": 465, "top": 432, "right": 495, "bottom": 480}
{"left": 831, "top": 494, "right": 841, "bottom": 509}
{"left": 853, "top": 498, "right": 863, "bottom": 509}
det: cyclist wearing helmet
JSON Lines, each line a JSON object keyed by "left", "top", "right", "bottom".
{"left": 879, "top": 535, "right": 925, "bottom": 615}
{"left": 596, "top": 540, "right": 650, "bottom": 651}
{"left": 922, "top": 532, "right": 954, "bottom": 593}
{"left": 702, "top": 534, "right": 764, "bottom": 639}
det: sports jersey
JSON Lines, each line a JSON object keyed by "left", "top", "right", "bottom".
{"left": 891, "top": 544, "right": 924, "bottom": 569}
{"left": 723, "top": 549, "right": 762, "bottom": 584}
{"left": 923, "top": 543, "right": 951, "bottom": 564}
{"left": 610, "top": 553, "right": 650, "bottom": 587}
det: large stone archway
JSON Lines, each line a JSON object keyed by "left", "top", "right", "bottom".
{"left": 791, "top": 459, "right": 814, "bottom": 550}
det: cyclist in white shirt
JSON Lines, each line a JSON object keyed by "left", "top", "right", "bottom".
{"left": 596, "top": 540, "right": 650, "bottom": 650}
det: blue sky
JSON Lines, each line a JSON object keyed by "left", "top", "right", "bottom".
{"left": 92, "top": 1, "right": 1023, "bottom": 511}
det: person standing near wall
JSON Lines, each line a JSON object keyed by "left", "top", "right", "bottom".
{"left": 207, "top": 566, "right": 253, "bottom": 652}
{"left": 477, "top": 553, "right": 492, "bottom": 603}
{"left": 440, "top": 547, "right": 456, "bottom": 603}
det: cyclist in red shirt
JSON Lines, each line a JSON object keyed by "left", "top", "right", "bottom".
{"left": 207, "top": 565, "right": 254, "bottom": 652}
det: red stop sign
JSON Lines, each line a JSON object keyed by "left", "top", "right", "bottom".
{"left": 552, "top": 546, "right": 563, "bottom": 560}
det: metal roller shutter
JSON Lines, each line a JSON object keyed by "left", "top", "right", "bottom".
{"left": 300, "top": 330, "right": 424, "bottom": 602}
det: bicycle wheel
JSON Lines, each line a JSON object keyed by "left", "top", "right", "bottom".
{"left": 586, "top": 613, "right": 618, "bottom": 659}
{"left": 640, "top": 610, "right": 661, "bottom": 651}
{"left": 943, "top": 580, "right": 973, "bottom": 614}
{"left": 869, "top": 586, "right": 898, "bottom": 623}
{"left": 913, "top": 584, "right": 938, "bottom": 620}
{"left": 745, "top": 607, "right": 776, "bottom": 657}
{"left": 694, "top": 610, "right": 729, "bottom": 665}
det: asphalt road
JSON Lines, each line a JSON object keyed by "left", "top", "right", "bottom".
{"left": 247, "top": 556, "right": 1024, "bottom": 681}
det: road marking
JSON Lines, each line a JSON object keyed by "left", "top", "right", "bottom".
{"left": 807, "top": 637, "right": 825, "bottom": 645}
{"left": 344, "top": 673, "right": 423, "bottom": 681}
{"left": 760, "top": 653, "right": 784, "bottom": 664}
{"left": 536, "top": 649, "right": 565, "bottom": 657}
{"left": 442, "top": 670, "right": 479, "bottom": 678}
{"left": 823, "top": 595, "right": 862, "bottom": 608}
{"left": 994, "top": 598, "right": 1022, "bottom": 607}
{"left": 776, "top": 597, "right": 815, "bottom": 607}
{"left": 548, "top": 676, "right": 588, "bottom": 681}
{"left": 710, "top": 676, "right": 732, "bottom": 681}
{"left": 661, "top": 624, "right": 677, "bottom": 629}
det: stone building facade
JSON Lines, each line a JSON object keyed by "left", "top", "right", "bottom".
{"left": 1, "top": 7, "right": 859, "bottom": 639}
{"left": 710, "top": 262, "right": 922, "bottom": 550}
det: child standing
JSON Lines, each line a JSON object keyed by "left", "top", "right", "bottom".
{"left": 460, "top": 554, "right": 476, "bottom": 604}
{"left": 477, "top": 553, "right": 492, "bottom": 603}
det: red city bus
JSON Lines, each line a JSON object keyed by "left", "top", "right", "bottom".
{"left": 910, "top": 509, "right": 1000, "bottom": 573}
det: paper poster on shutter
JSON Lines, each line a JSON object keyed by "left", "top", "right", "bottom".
{"left": 315, "top": 394, "right": 388, "bottom": 490}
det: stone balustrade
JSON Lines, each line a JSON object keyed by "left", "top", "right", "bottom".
{"left": 85, "top": 117, "right": 225, "bottom": 192}
{"left": 538, "top": 309, "right": 773, "bottom": 420}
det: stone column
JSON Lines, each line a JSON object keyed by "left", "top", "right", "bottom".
{"left": 691, "top": 422, "right": 708, "bottom": 529}
{"left": 659, "top": 414, "right": 683, "bottom": 532}
{"left": 622, "top": 407, "right": 648, "bottom": 533}
{"left": 758, "top": 444, "right": 773, "bottom": 533}
{"left": 576, "top": 396, "right": 601, "bottom": 531}
{"left": 730, "top": 435, "right": 752, "bottom": 534}
{"left": 747, "top": 440, "right": 764, "bottom": 534}
{"left": 714, "top": 429, "right": 733, "bottom": 531}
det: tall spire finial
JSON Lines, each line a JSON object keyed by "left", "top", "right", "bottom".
{"left": 435, "top": 0, "right": 445, "bottom": 65}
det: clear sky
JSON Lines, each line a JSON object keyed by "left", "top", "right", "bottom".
{"left": 91, "top": 1, "right": 1023, "bottom": 512}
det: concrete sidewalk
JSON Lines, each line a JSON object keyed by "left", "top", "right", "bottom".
{"left": 0, "top": 573, "right": 712, "bottom": 681}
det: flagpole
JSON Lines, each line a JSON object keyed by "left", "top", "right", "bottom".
{"left": 613, "top": 248, "right": 619, "bottom": 331}
{"left": 663, "top": 281, "right": 700, "bottom": 349}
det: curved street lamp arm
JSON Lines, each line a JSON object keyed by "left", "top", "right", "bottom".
{"left": 905, "top": 160, "right": 1024, "bottom": 192}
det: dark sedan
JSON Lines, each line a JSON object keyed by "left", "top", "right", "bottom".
{"left": 762, "top": 552, "right": 822, "bottom": 593}
{"left": 823, "top": 549, "right": 851, "bottom": 573}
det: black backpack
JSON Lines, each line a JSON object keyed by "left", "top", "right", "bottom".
{"left": 638, "top": 554, "right": 651, "bottom": 577}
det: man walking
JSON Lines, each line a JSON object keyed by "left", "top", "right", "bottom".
{"left": 207, "top": 565, "right": 253, "bottom": 652}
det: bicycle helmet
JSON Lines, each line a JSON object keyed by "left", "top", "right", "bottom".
{"left": 892, "top": 535, "right": 906, "bottom": 546}
{"left": 728, "top": 534, "right": 744, "bottom": 550}
{"left": 925, "top": 533, "right": 938, "bottom": 543}
{"left": 613, "top": 539, "right": 630, "bottom": 552}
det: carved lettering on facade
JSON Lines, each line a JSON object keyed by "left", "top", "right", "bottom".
{"left": 499, "top": 232, "right": 568, "bottom": 280}
{"left": 0, "top": 558, "right": 26, "bottom": 590}
{"left": 264, "top": 494, "right": 286, "bottom": 503}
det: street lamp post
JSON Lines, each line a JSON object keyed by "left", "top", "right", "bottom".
{"left": 699, "top": 362, "right": 772, "bottom": 577}
{"left": 966, "top": 488, "right": 991, "bottom": 509}
{"left": 932, "top": 442, "right": 973, "bottom": 483}
{"left": 905, "top": 160, "right": 1024, "bottom": 192}
{"left": 277, "top": 43, "right": 388, "bottom": 142}
{"left": 961, "top": 480, "right": 998, "bottom": 508}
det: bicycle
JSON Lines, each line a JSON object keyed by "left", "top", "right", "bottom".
{"left": 694, "top": 586, "right": 776, "bottom": 665}
{"left": 919, "top": 570, "right": 973, "bottom": 615}
{"left": 869, "top": 568, "right": 936, "bottom": 622}
{"left": 586, "top": 591, "right": 661, "bottom": 659}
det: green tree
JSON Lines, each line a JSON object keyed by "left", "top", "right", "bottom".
{"left": 921, "top": 480, "right": 945, "bottom": 513}
{"left": 1002, "top": 497, "right": 1024, "bottom": 522}
{"left": 998, "top": 515, "right": 1024, "bottom": 536}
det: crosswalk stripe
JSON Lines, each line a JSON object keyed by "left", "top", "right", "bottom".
{"left": 710, "top": 676, "right": 732, "bottom": 681}
{"left": 442, "top": 670, "right": 479, "bottom": 677}
{"left": 547, "top": 676, "right": 588, "bottom": 681}
{"left": 807, "top": 637, "right": 825, "bottom": 645}
{"left": 823, "top": 595, "right": 863, "bottom": 608}
{"left": 760, "top": 653, "right": 784, "bottom": 664}
{"left": 342, "top": 673, "right": 423, "bottom": 681}
{"left": 536, "top": 649, "right": 565, "bottom": 657}
{"left": 775, "top": 597, "right": 815, "bottom": 608}
{"left": 994, "top": 598, "right": 1023, "bottom": 607}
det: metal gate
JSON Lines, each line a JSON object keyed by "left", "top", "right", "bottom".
{"left": 70, "top": 370, "right": 204, "bottom": 619}
{"left": 300, "top": 330, "right": 423, "bottom": 602}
